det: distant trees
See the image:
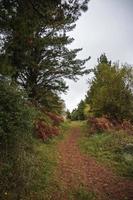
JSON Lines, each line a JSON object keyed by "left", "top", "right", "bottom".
{"left": 86, "top": 54, "right": 133, "bottom": 121}
{"left": 70, "top": 54, "right": 133, "bottom": 122}
{"left": 66, "top": 109, "right": 71, "bottom": 120}
{"left": 71, "top": 100, "right": 86, "bottom": 120}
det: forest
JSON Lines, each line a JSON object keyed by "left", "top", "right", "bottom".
{"left": 0, "top": 1, "right": 133, "bottom": 200}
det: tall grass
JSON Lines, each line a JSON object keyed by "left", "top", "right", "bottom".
{"left": 79, "top": 130, "right": 133, "bottom": 178}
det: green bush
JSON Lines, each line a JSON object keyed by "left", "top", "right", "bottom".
{"left": 0, "top": 81, "right": 37, "bottom": 199}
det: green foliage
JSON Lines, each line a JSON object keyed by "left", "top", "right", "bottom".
{"left": 26, "top": 121, "right": 70, "bottom": 200}
{"left": 71, "top": 108, "right": 79, "bottom": 120}
{"left": 0, "top": 0, "right": 90, "bottom": 106}
{"left": 87, "top": 54, "right": 133, "bottom": 120}
{"left": 38, "top": 90, "right": 65, "bottom": 115}
{"left": 83, "top": 103, "right": 91, "bottom": 118}
{"left": 0, "top": 80, "right": 39, "bottom": 199}
{"left": 71, "top": 100, "right": 86, "bottom": 120}
{"left": 0, "top": 81, "right": 35, "bottom": 141}
{"left": 0, "top": 80, "right": 67, "bottom": 199}
{"left": 0, "top": 1, "right": 91, "bottom": 198}
{"left": 79, "top": 130, "right": 133, "bottom": 178}
{"left": 27, "top": 139, "right": 59, "bottom": 200}
{"left": 77, "top": 100, "right": 86, "bottom": 120}
{"left": 66, "top": 109, "right": 71, "bottom": 120}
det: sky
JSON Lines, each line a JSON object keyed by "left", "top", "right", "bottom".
{"left": 61, "top": 0, "right": 133, "bottom": 111}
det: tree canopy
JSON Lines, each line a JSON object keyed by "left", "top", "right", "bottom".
{"left": 0, "top": 0, "right": 90, "bottom": 107}
{"left": 86, "top": 54, "right": 133, "bottom": 121}
{"left": 71, "top": 100, "right": 86, "bottom": 120}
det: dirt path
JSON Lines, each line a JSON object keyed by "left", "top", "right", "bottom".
{"left": 55, "top": 124, "right": 133, "bottom": 200}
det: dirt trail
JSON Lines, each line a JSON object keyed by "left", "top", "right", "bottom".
{"left": 55, "top": 124, "right": 133, "bottom": 200}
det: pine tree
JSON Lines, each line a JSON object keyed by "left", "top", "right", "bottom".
{"left": 0, "top": 0, "right": 90, "bottom": 104}
{"left": 66, "top": 109, "right": 71, "bottom": 120}
{"left": 87, "top": 54, "right": 133, "bottom": 120}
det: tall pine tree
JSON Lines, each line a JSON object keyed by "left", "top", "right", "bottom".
{"left": 0, "top": 0, "right": 90, "bottom": 105}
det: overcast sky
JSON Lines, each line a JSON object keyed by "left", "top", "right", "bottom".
{"left": 61, "top": 0, "right": 133, "bottom": 111}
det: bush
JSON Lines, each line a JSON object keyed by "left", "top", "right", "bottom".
{"left": 0, "top": 80, "right": 65, "bottom": 199}
{"left": 46, "top": 112, "right": 64, "bottom": 126}
{"left": 35, "top": 119, "right": 59, "bottom": 141}
{"left": 87, "top": 117, "right": 133, "bottom": 135}
{"left": 34, "top": 110, "right": 64, "bottom": 141}
{"left": 0, "top": 81, "right": 37, "bottom": 199}
{"left": 87, "top": 117, "right": 113, "bottom": 133}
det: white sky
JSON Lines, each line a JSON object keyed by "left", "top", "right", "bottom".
{"left": 61, "top": 0, "right": 133, "bottom": 111}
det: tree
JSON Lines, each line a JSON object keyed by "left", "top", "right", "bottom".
{"left": 66, "top": 109, "right": 71, "bottom": 120}
{"left": 0, "top": 0, "right": 90, "bottom": 104}
{"left": 71, "top": 100, "right": 86, "bottom": 120}
{"left": 76, "top": 100, "right": 86, "bottom": 120}
{"left": 39, "top": 90, "right": 65, "bottom": 114}
{"left": 71, "top": 108, "right": 79, "bottom": 120}
{"left": 87, "top": 54, "right": 133, "bottom": 121}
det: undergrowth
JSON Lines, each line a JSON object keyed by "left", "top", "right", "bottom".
{"left": 79, "top": 127, "right": 133, "bottom": 178}
{"left": 0, "top": 118, "right": 69, "bottom": 200}
{"left": 68, "top": 186, "right": 96, "bottom": 200}
{"left": 27, "top": 121, "right": 70, "bottom": 200}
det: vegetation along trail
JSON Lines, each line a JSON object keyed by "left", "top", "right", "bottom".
{"left": 54, "top": 122, "right": 133, "bottom": 200}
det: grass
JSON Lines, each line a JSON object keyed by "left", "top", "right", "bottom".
{"left": 31, "top": 139, "right": 59, "bottom": 195}
{"left": 79, "top": 127, "right": 133, "bottom": 178}
{"left": 6, "top": 121, "right": 69, "bottom": 200}
{"left": 29, "top": 121, "right": 71, "bottom": 200}
{"left": 70, "top": 120, "right": 87, "bottom": 128}
{"left": 68, "top": 186, "right": 96, "bottom": 200}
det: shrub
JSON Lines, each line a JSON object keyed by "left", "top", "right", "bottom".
{"left": 87, "top": 117, "right": 133, "bottom": 135}
{"left": 35, "top": 119, "right": 59, "bottom": 141}
{"left": 0, "top": 81, "right": 37, "bottom": 199}
{"left": 35, "top": 110, "right": 64, "bottom": 141}
{"left": 45, "top": 112, "right": 64, "bottom": 126}
{"left": 87, "top": 117, "right": 113, "bottom": 133}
